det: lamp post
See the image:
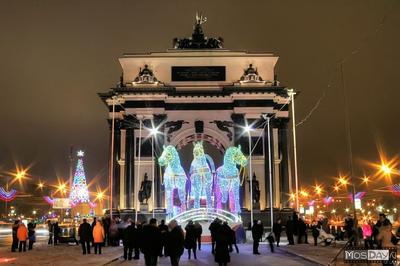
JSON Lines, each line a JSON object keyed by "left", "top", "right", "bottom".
{"left": 244, "top": 124, "right": 254, "bottom": 226}
{"left": 149, "top": 126, "right": 159, "bottom": 219}
{"left": 288, "top": 89, "right": 299, "bottom": 212}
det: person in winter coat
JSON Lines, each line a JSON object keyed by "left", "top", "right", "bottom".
{"left": 122, "top": 219, "right": 136, "bottom": 260}
{"left": 27, "top": 220, "right": 36, "bottom": 250}
{"left": 209, "top": 218, "right": 221, "bottom": 254}
{"left": 78, "top": 218, "right": 92, "bottom": 255}
{"left": 53, "top": 222, "right": 60, "bottom": 245}
{"left": 286, "top": 216, "right": 295, "bottom": 245}
{"left": 109, "top": 219, "right": 119, "bottom": 246}
{"left": 47, "top": 220, "right": 53, "bottom": 245}
{"left": 17, "top": 222, "right": 28, "bottom": 252}
{"left": 297, "top": 218, "right": 307, "bottom": 244}
{"left": 215, "top": 222, "right": 231, "bottom": 266}
{"left": 133, "top": 222, "right": 142, "bottom": 260}
{"left": 194, "top": 221, "right": 203, "bottom": 251}
{"left": 141, "top": 218, "right": 162, "bottom": 266}
{"left": 377, "top": 220, "right": 396, "bottom": 265}
{"left": 11, "top": 220, "right": 19, "bottom": 252}
{"left": 165, "top": 220, "right": 184, "bottom": 266}
{"left": 184, "top": 220, "right": 197, "bottom": 260}
{"left": 158, "top": 219, "right": 169, "bottom": 257}
{"left": 311, "top": 220, "right": 320, "bottom": 246}
{"left": 362, "top": 220, "right": 373, "bottom": 248}
{"left": 92, "top": 220, "right": 105, "bottom": 254}
{"left": 272, "top": 219, "right": 283, "bottom": 247}
{"left": 228, "top": 224, "right": 239, "bottom": 254}
{"left": 251, "top": 220, "right": 263, "bottom": 255}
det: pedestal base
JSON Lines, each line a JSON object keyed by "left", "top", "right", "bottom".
{"left": 140, "top": 203, "right": 149, "bottom": 212}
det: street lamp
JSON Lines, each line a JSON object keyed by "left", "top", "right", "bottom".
{"left": 288, "top": 88, "right": 299, "bottom": 212}
{"left": 148, "top": 125, "right": 160, "bottom": 218}
{"left": 265, "top": 116, "right": 274, "bottom": 231}
{"left": 244, "top": 123, "right": 254, "bottom": 226}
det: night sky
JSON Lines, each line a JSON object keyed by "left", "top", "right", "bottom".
{"left": 0, "top": 1, "right": 399, "bottom": 193}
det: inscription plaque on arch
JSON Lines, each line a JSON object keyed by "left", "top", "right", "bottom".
{"left": 171, "top": 66, "right": 226, "bottom": 81}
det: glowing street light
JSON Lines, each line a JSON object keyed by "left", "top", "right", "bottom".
{"left": 37, "top": 182, "right": 44, "bottom": 189}
{"left": 243, "top": 122, "right": 254, "bottom": 226}
{"left": 381, "top": 164, "right": 393, "bottom": 175}
{"left": 147, "top": 124, "right": 160, "bottom": 218}
{"left": 96, "top": 191, "right": 105, "bottom": 201}
{"left": 15, "top": 171, "right": 26, "bottom": 180}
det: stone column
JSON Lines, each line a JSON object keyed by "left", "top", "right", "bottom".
{"left": 125, "top": 127, "right": 135, "bottom": 209}
{"left": 263, "top": 118, "right": 274, "bottom": 209}
{"left": 119, "top": 129, "right": 126, "bottom": 209}
{"left": 108, "top": 119, "right": 121, "bottom": 211}
{"left": 278, "top": 118, "right": 290, "bottom": 207}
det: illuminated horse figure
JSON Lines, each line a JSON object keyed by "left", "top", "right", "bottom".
{"left": 189, "top": 141, "right": 215, "bottom": 209}
{"left": 158, "top": 145, "right": 187, "bottom": 217}
{"left": 215, "top": 145, "right": 248, "bottom": 215}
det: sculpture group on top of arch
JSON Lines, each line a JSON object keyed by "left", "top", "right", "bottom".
{"left": 158, "top": 141, "right": 248, "bottom": 220}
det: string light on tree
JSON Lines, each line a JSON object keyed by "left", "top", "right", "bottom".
{"left": 69, "top": 150, "right": 90, "bottom": 204}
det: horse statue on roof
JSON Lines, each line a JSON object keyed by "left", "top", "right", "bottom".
{"left": 189, "top": 141, "right": 215, "bottom": 209}
{"left": 158, "top": 145, "right": 187, "bottom": 217}
{"left": 215, "top": 145, "right": 247, "bottom": 215}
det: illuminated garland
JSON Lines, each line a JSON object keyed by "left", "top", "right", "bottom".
{"left": 389, "top": 184, "right": 400, "bottom": 197}
{"left": 158, "top": 145, "right": 187, "bottom": 217}
{"left": 348, "top": 192, "right": 366, "bottom": 202}
{"left": 189, "top": 142, "right": 213, "bottom": 209}
{"left": 69, "top": 151, "right": 90, "bottom": 204}
{"left": 43, "top": 196, "right": 54, "bottom": 205}
{"left": 215, "top": 145, "right": 247, "bottom": 215}
{"left": 0, "top": 187, "right": 17, "bottom": 202}
{"left": 323, "top": 196, "right": 333, "bottom": 206}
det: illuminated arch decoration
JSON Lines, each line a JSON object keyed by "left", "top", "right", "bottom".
{"left": 0, "top": 187, "right": 17, "bottom": 202}
{"left": 158, "top": 145, "right": 187, "bottom": 217}
{"left": 214, "top": 146, "right": 247, "bottom": 215}
{"left": 168, "top": 207, "right": 241, "bottom": 224}
{"left": 176, "top": 133, "right": 225, "bottom": 154}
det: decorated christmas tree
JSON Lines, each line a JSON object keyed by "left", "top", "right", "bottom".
{"left": 69, "top": 150, "right": 90, "bottom": 204}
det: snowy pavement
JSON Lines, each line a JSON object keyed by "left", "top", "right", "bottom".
{"left": 0, "top": 242, "right": 123, "bottom": 266}
{"left": 108, "top": 243, "right": 319, "bottom": 266}
{"left": 0, "top": 241, "right": 321, "bottom": 266}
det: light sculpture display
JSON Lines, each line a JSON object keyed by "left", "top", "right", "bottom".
{"left": 158, "top": 145, "right": 187, "bottom": 217}
{"left": 214, "top": 145, "right": 247, "bottom": 215}
{"left": 0, "top": 187, "right": 17, "bottom": 202}
{"left": 189, "top": 141, "right": 214, "bottom": 209}
{"left": 69, "top": 150, "right": 90, "bottom": 204}
{"left": 160, "top": 144, "right": 247, "bottom": 222}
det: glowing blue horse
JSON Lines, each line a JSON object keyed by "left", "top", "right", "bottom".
{"left": 189, "top": 141, "right": 214, "bottom": 209}
{"left": 215, "top": 145, "right": 247, "bottom": 215}
{"left": 158, "top": 145, "right": 187, "bottom": 217}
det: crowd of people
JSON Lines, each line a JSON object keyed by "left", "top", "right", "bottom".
{"left": 9, "top": 212, "right": 399, "bottom": 265}
{"left": 11, "top": 220, "right": 37, "bottom": 252}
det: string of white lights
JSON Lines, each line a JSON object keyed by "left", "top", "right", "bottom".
{"left": 295, "top": 3, "right": 396, "bottom": 127}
